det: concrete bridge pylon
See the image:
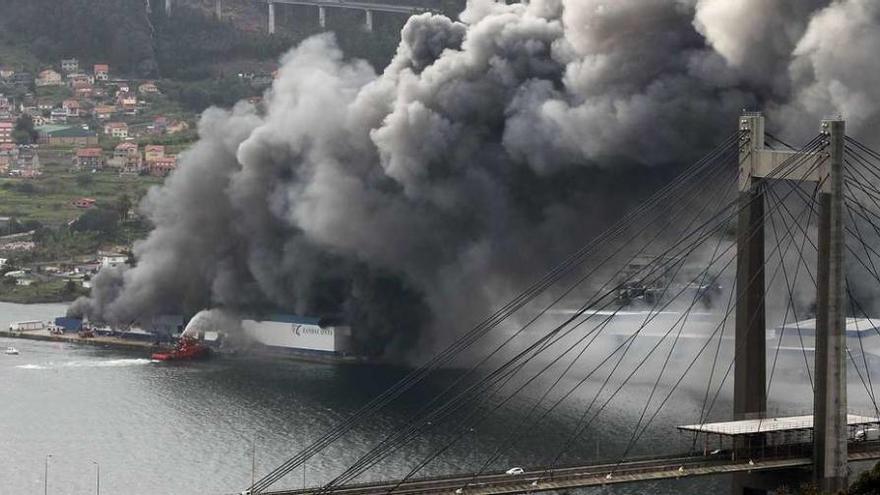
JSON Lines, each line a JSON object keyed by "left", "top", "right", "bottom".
{"left": 733, "top": 113, "right": 848, "bottom": 494}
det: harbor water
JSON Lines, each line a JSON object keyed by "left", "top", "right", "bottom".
{"left": 0, "top": 302, "right": 845, "bottom": 494}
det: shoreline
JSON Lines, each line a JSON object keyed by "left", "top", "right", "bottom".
{"left": 0, "top": 296, "right": 77, "bottom": 305}
{"left": 1, "top": 329, "right": 384, "bottom": 366}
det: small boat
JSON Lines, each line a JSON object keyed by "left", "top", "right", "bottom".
{"left": 5, "top": 346, "right": 20, "bottom": 355}
{"left": 151, "top": 337, "right": 209, "bottom": 362}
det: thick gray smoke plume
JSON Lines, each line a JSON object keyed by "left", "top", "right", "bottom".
{"left": 70, "top": 0, "right": 880, "bottom": 358}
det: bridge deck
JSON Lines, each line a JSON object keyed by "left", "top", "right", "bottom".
{"left": 679, "top": 414, "right": 880, "bottom": 436}
{"left": 264, "top": 445, "right": 880, "bottom": 495}
{"left": 265, "top": 0, "right": 432, "bottom": 14}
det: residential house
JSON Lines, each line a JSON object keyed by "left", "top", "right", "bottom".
{"left": 42, "top": 127, "right": 98, "bottom": 147}
{"left": 72, "top": 197, "right": 96, "bottom": 209}
{"left": 116, "top": 92, "right": 138, "bottom": 115}
{"left": 35, "top": 69, "right": 63, "bottom": 87}
{"left": 144, "top": 144, "right": 165, "bottom": 163}
{"left": 93, "top": 105, "right": 116, "bottom": 120}
{"left": 166, "top": 119, "right": 190, "bottom": 135}
{"left": 138, "top": 82, "right": 159, "bottom": 95}
{"left": 36, "top": 99, "right": 54, "bottom": 112}
{"left": 30, "top": 115, "right": 47, "bottom": 127}
{"left": 94, "top": 64, "right": 109, "bottom": 81}
{"left": 149, "top": 155, "right": 177, "bottom": 176}
{"left": 250, "top": 73, "right": 274, "bottom": 87}
{"left": 100, "top": 254, "right": 127, "bottom": 269}
{"left": 0, "top": 121, "right": 12, "bottom": 144}
{"left": 0, "top": 94, "right": 10, "bottom": 113}
{"left": 103, "top": 122, "right": 128, "bottom": 139}
{"left": 152, "top": 115, "right": 168, "bottom": 134}
{"left": 19, "top": 103, "right": 37, "bottom": 116}
{"left": 0, "top": 143, "right": 17, "bottom": 173}
{"left": 60, "top": 58, "right": 79, "bottom": 74}
{"left": 110, "top": 142, "right": 140, "bottom": 171}
{"left": 49, "top": 108, "right": 68, "bottom": 123}
{"left": 0, "top": 66, "right": 14, "bottom": 80}
{"left": 74, "top": 86, "right": 94, "bottom": 99}
{"left": 73, "top": 148, "right": 104, "bottom": 170}
{"left": 67, "top": 73, "right": 94, "bottom": 87}
{"left": 62, "top": 99, "right": 81, "bottom": 118}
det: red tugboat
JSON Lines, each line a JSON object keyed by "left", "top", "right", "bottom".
{"left": 151, "top": 336, "right": 210, "bottom": 361}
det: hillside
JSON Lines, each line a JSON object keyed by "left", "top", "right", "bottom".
{"left": 0, "top": 0, "right": 157, "bottom": 76}
{"left": 0, "top": 0, "right": 468, "bottom": 81}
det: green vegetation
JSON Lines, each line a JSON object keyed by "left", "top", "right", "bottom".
{"left": 153, "top": 6, "right": 293, "bottom": 81}
{"left": 13, "top": 115, "right": 38, "bottom": 145}
{"left": 35, "top": 85, "right": 72, "bottom": 101}
{"left": 0, "top": 277, "right": 88, "bottom": 304}
{"left": 851, "top": 462, "right": 880, "bottom": 494}
{"left": 0, "top": 0, "right": 156, "bottom": 76}
{"left": 159, "top": 77, "right": 261, "bottom": 112}
{"left": 27, "top": 229, "right": 103, "bottom": 262}
{"left": 0, "top": 41, "right": 41, "bottom": 73}
{"left": 0, "top": 161, "right": 162, "bottom": 227}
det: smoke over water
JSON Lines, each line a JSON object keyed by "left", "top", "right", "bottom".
{"left": 69, "top": 0, "right": 880, "bottom": 358}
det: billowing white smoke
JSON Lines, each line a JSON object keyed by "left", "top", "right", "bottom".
{"left": 181, "top": 308, "right": 242, "bottom": 339}
{"left": 70, "top": 0, "right": 880, "bottom": 358}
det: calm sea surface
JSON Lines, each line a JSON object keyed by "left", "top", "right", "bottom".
{"left": 3, "top": 301, "right": 834, "bottom": 495}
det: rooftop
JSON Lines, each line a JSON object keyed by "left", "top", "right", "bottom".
{"left": 678, "top": 414, "right": 880, "bottom": 437}
{"left": 255, "top": 314, "right": 323, "bottom": 326}
{"left": 76, "top": 148, "right": 102, "bottom": 157}
{"left": 778, "top": 318, "right": 880, "bottom": 333}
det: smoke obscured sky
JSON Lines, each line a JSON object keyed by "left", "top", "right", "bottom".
{"left": 70, "top": 0, "right": 880, "bottom": 357}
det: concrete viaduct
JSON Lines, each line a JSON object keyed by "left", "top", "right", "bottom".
{"left": 266, "top": 0, "right": 435, "bottom": 34}
{"left": 149, "top": 0, "right": 434, "bottom": 32}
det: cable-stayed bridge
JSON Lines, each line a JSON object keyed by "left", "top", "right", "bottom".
{"left": 237, "top": 113, "right": 880, "bottom": 495}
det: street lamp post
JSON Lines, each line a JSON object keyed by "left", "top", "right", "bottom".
{"left": 251, "top": 437, "right": 257, "bottom": 490}
{"left": 469, "top": 428, "right": 476, "bottom": 468}
{"left": 92, "top": 460, "right": 100, "bottom": 495}
{"left": 44, "top": 454, "right": 52, "bottom": 495}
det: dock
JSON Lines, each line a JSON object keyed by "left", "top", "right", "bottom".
{"left": 0, "top": 328, "right": 162, "bottom": 352}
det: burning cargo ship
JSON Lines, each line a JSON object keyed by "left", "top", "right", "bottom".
{"left": 240, "top": 314, "right": 355, "bottom": 361}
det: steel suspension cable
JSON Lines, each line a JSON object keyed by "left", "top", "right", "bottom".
{"left": 249, "top": 134, "right": 741, "bottom": 492}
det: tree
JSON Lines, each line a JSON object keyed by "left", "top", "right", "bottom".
{"left": 12, "top": 114, "right": 38, "bottom": 145}
{"left": 115, "top": 194, "right": 132, "bottom": 222}
{"left": 71, "top": 208, "right": 120, "bottom": 238}
{"left": 851, "top": 462, "right": 880, "bottom": 494}
{"left": 75, "top": 174, "right": 94, "bottom": 187}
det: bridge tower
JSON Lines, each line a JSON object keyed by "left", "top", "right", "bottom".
{"left": 814, "top": 118, "right": 848, "bottom": 493}
{"left": 734, "top": 113, "right": 847, "bottom": 493}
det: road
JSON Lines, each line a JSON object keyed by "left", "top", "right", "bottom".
{"left": 260, "top": 443, "right": 880, "bottom": 495}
